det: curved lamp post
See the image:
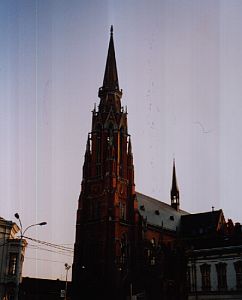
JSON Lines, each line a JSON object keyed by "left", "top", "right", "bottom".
{"left": 14, "top": 213, "right": 47, "bottom": 300}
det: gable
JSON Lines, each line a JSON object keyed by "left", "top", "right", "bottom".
{"left": 181, "top": 210, "right": 223, "bottom": 237}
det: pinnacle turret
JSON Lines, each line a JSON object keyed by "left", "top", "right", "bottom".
{"left": 170, "top": 159, "right": 180, "bottom": 210}
{"left": 128, "top": 136, "right": 132, "bottom": 155}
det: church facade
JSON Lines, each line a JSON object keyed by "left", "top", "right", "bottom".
{"left": 72, "top": 27, "right": 187, "bottom": 300}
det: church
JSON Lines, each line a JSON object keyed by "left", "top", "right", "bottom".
{"left": 72, "top": 28, "right": 242, "bottom": 300}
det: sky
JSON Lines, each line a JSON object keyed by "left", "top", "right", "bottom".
{"left": 1, "top": 0, "right": 242, "bottom": 280}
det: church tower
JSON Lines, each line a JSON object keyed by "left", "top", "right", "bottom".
{"left": 72, "top": 27, "right": 139, "bottom": 299}
{"left": 170, "top": 159, "right": 180, "bottom": 211}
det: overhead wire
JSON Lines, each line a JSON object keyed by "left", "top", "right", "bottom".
{"left": 27, "top": 243, "right": 73, "bottom": 257}
{"left": 23, "top": 235, "right": 74, "bottom": 252}
{"left": 25, "top": 256, "right": 72, "bottom": 264}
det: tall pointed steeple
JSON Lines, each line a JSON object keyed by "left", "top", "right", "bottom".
{"left": 73, "top": 28, "right": 137, "bottom": 299}
{"left": 103, "top": 25, "right": 119, "bottom": 91}
{"left": 98, "top": 26, "right": 122, "bottom": 112}
{"left": 170, "top": 159, "right": 180, "bottom": 210}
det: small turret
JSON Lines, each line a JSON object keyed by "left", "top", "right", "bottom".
{"left": 170, "top": 159, "right": 180, "bottom": 211}
{"left": 83, "top": 135, "right": 91, "bottom": 179}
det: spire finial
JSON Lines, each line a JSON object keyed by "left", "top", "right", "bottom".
{"left": 110, "top": 25, "right": 113, "bottom": 36}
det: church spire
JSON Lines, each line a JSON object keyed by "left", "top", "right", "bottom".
{"left": 98, "top": 26, "right": 122, "bottom": 112}
{"left": 170, "top": 159, "right": 180, "bottom": 211}
{"left": 102, "top": 25, "right": 119, "bottom": 91}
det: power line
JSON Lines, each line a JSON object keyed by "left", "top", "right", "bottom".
{"left": 28, "top": 242, "right": 73, "bottom": 253}
{"left": 23, "top": 236, "right": 74, "bottom": 252}
{"left": 25, "top": 256, "right": 72, "bottom": 264}
{"left": 27, "top": 244, "right": 73, "bottom": 257}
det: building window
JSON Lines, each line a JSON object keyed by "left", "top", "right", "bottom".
{"left": 150, "top": 254, "right": 156, "bottom": 265}
{"left": 145, "top": 243, "right": 156, "bottom": 266}
{"left": 234, "top": 261, "right": 242, "bottom": 289}
{"left": 145, "top": 248, "right": 151, "bottom": 264}
{"left": 191, "top": 263, "right": 197, "bottom": 292}
{"left": 96, "top": 124, "right": 102, "bottom": 163}
{"left": 8, "top": 253, "right": 18, "bottom": 275}
{"left": 119, "top": 127, "right": 124, "bottom": 176}
{"left": 200, "top": 263, "right": 211, "bottom": 291}
{"left": 95, "top": 124, "right": 102, "bottom": 176}
{"left": 120, "top": 203, "right": 126, "bottom": 220}
{"left": 89, "top": 200, "right": 100, "bottom": 219}
{"left": 97, "top": 137, "right": 101, "bottom": 163}
{"left": 216, "top": 262, "right": 227, "bottom": 290}
{"left": 108, "top": 123, "right": 114, "bottom": 144}
{"left": 151, "top": 238, "right": 155, "bottom": 246}
{"left": 187, "top": 266, "right": 191, "bottom": 292}
{"left": 120, "top": 234, "right": 128, "bottom": 265}
{"left": 96, "top": 164, "right": 101, "bottom": 176}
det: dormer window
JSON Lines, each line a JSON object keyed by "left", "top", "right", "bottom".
{"left": 140, "top": 205, "right": 145, "bottom": 211}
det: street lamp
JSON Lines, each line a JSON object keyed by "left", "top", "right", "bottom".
{"left": 14, "top": 213, "right": 47, "bottom": 300}
{"left": 64, "top": 263, "right": 71, "bottom": 300}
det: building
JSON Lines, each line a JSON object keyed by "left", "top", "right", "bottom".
{"left": 72, "top": 27, "right": 242, "bottom": 300}
{"left": 19, "top": 277, "right": 71, "bottom": 300}
{"left": 181, "top": 211, "right": 242, "bottom": 299}
{"left": 72, "top": 27, "right": 188, "bottom": 300}
{"left": 0, "top": 217, "right": 27, "bottom": 300}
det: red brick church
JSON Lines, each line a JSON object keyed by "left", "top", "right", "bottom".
{"left": 71, "top": 27, "right": 188, "bottom": 300}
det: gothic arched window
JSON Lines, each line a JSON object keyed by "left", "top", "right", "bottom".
{"left": 96, "top": 124, "right": 102, "bottom": 163}
{"left": 119, "top": 127, "right": 124, "bottom": 176}
{"left": 120, "top": 202, "right": 126, "bottom": 220}
{"left": 120, "top": 233, "right": 128, "bottom": 265}
{"left": 107, "top": 123, "right": 114, "bottom": 144}
{"left": 95, "top": 124, "right": 102, "bottom": 176}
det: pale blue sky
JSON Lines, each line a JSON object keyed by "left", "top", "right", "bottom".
{"left": 1, "top": 0, "right": 242, "bottom": 280}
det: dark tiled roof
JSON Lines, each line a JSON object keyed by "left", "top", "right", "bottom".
{"left": 181, "top": 210, "right": 223, "bottom": 236}
{"left": 136, "top": 192, "right": 188, "bottom": 231}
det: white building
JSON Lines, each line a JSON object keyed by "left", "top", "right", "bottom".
{"left": 188, "top": 245, "right": 242, "bottom": 299}
{"left": 0, "top": 217, "right": 26, "bottom": 300}
{"left": 182, "top": 210, "right": 242, "bottom": 300}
